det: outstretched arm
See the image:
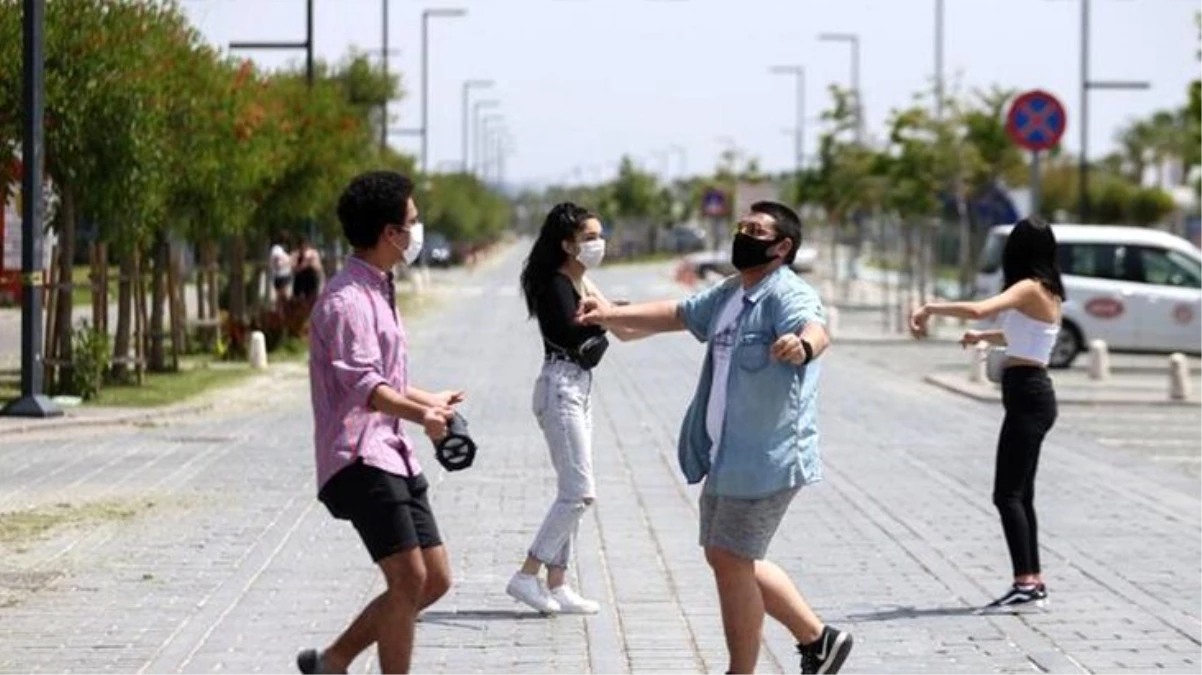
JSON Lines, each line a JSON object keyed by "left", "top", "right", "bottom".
{"left": 910, "top": 280, "right": 1035, "bottom": 337}
{"left": 580, "top": 280, "right": 653, "bottom": 341}
{"left": 578, "top": 298, "right": 685, "bottom": 335}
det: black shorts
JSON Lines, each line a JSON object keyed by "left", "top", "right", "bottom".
{"left": 273, "top": 275, "right": 292, "bottom": 291}
{"left": 318, "top": 461, "right": 442, "bottom": 562}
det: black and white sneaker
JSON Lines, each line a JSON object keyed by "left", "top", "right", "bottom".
{"left": 296, "top": 648, "right": 334, "bottom": 674}
{"left": 977, "top": 583, "right": 1048, "bottom": 614}
{"left": 799, "top": 626, "right": 854, "bottom": 674}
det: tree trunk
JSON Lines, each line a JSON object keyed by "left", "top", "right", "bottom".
{"left": 134, "top": 248, "right": 147, "bottom": 385}
{"left": 112, "top": 250, "right": 134, "bottom": 382}
{"left": 167, "top": 242, "right": 184, "bottom": 368}
{"left": 53, "top": 186, "right": 77, "bottom": 392}
{"left": 229, "top": 234, "right": 246, "bottom": 324}
{"left": 149, "top": 232, "right": 168, "bottom": 372}
{"left": 98, "top": 242, "right": 109, "bottom": 335}
{"left": 42, "top": 244, "right": 59, "bottom": 388}
{"left": 89, "top": 242, "right": 102, "bottom": 334}
{"left": 195, "top": 241, "right": 206, "bottom": 327}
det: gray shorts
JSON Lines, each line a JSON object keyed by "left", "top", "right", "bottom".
{"left": 699, "top": 486, "right": 801, "bottom": 560}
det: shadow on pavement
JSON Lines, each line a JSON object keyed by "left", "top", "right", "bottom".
{"left": 417, "top": 608, "right": 548, "bottom": 630}
{"left": 840, "top": 605, "right": 981, "bottom": 622}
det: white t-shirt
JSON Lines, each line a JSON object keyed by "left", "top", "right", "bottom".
{"left": 270, "top": 244, "right": 292, "bottom": 278}
{"left": 705, "top": 289, "right": 745, "bottom": 464}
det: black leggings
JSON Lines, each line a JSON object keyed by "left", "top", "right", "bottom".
{"left": 994, "top": 366, "right": 1057, "bottom": 577}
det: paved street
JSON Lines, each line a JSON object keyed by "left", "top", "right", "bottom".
{"left": 0, "top": 246, "right": 1199, "bottom": 674}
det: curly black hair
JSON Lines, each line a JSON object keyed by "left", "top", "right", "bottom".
{"left": 336, "top": 171, "right": 415, "bottom": 249}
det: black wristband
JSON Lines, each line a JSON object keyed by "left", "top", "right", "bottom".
{"left": 799, "top": 337, "right": 814, "bottom": 364}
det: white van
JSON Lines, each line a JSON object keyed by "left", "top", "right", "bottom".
{"left": 976, "top": 224, "right": 1202, "bottom": 368}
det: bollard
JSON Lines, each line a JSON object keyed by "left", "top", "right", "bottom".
{"left": 249, "top": 331, "right": 269, "bottom": 370}
{"left": 1169, "top": 352, "right": 1192, "bottom": 401}
{"left": 969, "top": 342, "right": 989, "bottom": 383}
{"left": 1087, "top": 339, "right": 1111, "bottom": 380}
{"left": 826, "top": 306, "right": 840, "bottom": 339}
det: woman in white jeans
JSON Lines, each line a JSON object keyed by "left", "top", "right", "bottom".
{"left": 507, "top": 203, "right": 644, "bottom": 615}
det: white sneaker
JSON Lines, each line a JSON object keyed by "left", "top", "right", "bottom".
{"left": 550, "top": 585, "right": 600, "bottom": 614}
{"left": 506, "top": 573, "right": 560, "bottom": 614}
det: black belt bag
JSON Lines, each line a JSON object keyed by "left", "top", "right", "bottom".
{"left": 547, "top": 334, "right": 609, "bottom": 370}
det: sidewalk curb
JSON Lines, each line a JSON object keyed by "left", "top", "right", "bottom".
{"left": 0, "top": 400, "right": 217, "bottom": 437}
{"left": 923, "top": 373, "right": 1201, "bottom": 408}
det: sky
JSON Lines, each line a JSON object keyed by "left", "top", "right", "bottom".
{"left": 180, "top": 0, "right": 1200, "bottom": 187}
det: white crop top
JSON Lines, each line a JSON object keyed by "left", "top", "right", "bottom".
{"left": 1001, "top": 310, "right": 1060, "bottom": 365}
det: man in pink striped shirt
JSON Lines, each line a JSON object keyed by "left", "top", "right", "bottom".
{"left": 298, "top": 171, "right": 465, "bottom": 675}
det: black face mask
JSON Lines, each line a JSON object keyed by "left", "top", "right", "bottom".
{"left": 731, "top": 232, "right": 784, "bottom": 271}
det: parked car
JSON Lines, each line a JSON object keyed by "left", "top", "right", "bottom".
{"left": 680, "top": 243, "right": 819, "bottom": 282}
{"left": 668, "top": 224, "right": 708, "bottom": 253}
{"left": 975, "top": 223, "right": 1202, "bottom": 368}
{"left": 421, "top": 231, "right": 454, "bottom": 268}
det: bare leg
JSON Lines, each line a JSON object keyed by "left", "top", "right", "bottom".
{"left": 519, "top": 554, "right": 542, "bottom": 576}
{"left": 755, "top": 560, "right": 823, "bottom": 646}
{"left": 320, "top": 548, "right": 426, "bottom": 674}
{"left": 707, "top": 547, "right": 764, "bottom": 674}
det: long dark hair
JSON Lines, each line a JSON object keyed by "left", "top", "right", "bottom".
{"left": 1002, "top": 216, "right": 1066, "bottom": 300}
{"left": 520, "top": 202, "right": 596, "bottom": 318}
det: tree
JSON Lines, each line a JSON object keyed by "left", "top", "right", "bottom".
{"left": 0, "top": 0, "right": 207, "bottom": 388}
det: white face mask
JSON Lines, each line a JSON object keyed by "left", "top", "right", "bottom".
{"left": 576, "top": 239, "right": 606, "bottom": 269}
{"left": 389, "top": 222, "right": 425, "bottom": 266}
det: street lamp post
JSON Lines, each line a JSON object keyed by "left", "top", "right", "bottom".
{"left": 480, "top": 115, "right": 503, "bottom": 183}
{"left": 421, "top": 8, "right": 467, "bottom": 175}
{"left": 934, "top": 0, "right": 944, "bottom": 119}
{"left": 818, "top": 32, "right": 861, "bottom": 144}
{"left": 380, "top": 0, "right": 390, "bottom": 151}
{"left": 769, "top": 65, "right": 806, "bottom": 175}
{"left": 2, "top": 0, "right": 59, "bottom": 418}
{"left": 1076, "top": 0, "right": 1149, "bottom": 221}
{"left": 472, "top": 100, "right": 500, "bottom": 174}
{"left": 230, "top": 0, "right": 314, "bottom": 87}
{"left": 461, "top": 79, "right": 493, "bottom": 173}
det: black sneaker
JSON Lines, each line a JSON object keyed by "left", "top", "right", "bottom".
{"left": 296, "top": 648, "right": 346, "bottom": 672}
{"left": 799, "top": 626, "right": 854, "bottom": 674}
{"left": 978, "top": 583, "right": 1048, "bottom": 614}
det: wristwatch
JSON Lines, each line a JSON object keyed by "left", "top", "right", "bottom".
{"left": 799, "top": 337, "right": 814, "bottom": 365}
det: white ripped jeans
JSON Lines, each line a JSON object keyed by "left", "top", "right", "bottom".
{"left": 527, "top": 358, "right": 596, "bottom": 569}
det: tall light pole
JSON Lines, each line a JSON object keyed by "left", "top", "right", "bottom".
{"left": 818, "top": 32, "right": 861, "bottom": 144}
{"left": 480, "top": 115, "right": 504, "bottom": 183}
{"left": 420, "top": 7, "right": 467, "bottom": 174}
{"left": 380, "top": 0, "right": 390, "bottom": 151}
{"left": 461, "top": 79, "right": 493, "bottom": 172}
{"left": 769, "top": 65, "right": 806, "bottom": 175}
{"left": 472, "top": 99, "right": 500, "bottom": 174}
{"left": 669, "top": 144, "right": 688, "bottom": 182}
{"left": 1075, "top": 0, "right": 1149, "bottom": 221}
{"left": 230, "top": 0, "right": 314, "bottom": 88}
{"left": 934, "top": 0, "right": 944, "bottom": 119}
{"left": 3, "top": 0, "right": 59, "bottom": 418}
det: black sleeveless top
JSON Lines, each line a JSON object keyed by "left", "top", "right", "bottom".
{"left": 535, "top": 274, "right": 606, "bottom": 359}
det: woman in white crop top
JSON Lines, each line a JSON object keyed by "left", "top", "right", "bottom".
{"left": 909, "top": 217, "right": 1064, "bottom": 613}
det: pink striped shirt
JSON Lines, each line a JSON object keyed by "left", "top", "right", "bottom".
{"left": 308, "top": 256, "right": 419, "bottom": 491}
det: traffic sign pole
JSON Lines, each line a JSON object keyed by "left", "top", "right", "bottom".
{"left": 1030, "top": 150, "right": 1042, "bottom": 217}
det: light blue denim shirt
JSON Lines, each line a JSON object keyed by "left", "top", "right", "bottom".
{"left": 675, "top": 266, "right": 826, "bottom": 499}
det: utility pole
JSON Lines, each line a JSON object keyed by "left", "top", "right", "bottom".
{"left": 2, "top": 0, "right": 60, "bottom": 418}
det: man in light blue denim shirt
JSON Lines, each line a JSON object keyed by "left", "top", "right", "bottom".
{"left": 579, "top": 202, "right": 853, "bottom": 674}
